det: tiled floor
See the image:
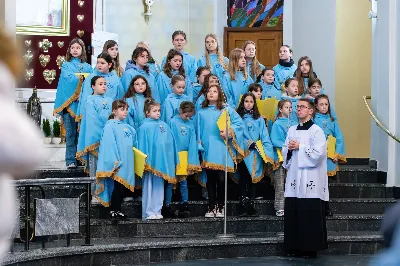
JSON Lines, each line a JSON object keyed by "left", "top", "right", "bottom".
{"left": 153, "top": 255, "right": 373, "bottom": 266}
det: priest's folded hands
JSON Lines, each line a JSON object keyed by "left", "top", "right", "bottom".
{"left": 288, "top": 140, "right": 299, "bottom": 150}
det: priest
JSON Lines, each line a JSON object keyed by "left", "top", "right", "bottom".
{"left": 282, "top": 98, "right": 328, "bottom": 258}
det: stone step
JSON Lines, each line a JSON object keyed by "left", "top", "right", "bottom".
{"left": 17, "top": 182, "right": 393, "bottom": 204}
{"left": 90, "top": 198, "right": 397, "bottom": 219}
{"left": 5, "top": 231, "right": 383, "bottom": 265}
{"left": 83, "top": 215, "right": 384, "bottom": 239}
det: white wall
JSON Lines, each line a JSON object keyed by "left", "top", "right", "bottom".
{"left": 284, "top": 0, "right": 336, "bottom": 107}
{"left": 105, "top": 0, "right": 216, "bottom": 67}
{"left": 370, "top": 0, "right": 400, "bottom": 185}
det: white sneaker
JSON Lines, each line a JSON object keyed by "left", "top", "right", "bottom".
{"left": 91, "top": 197, "right": 99, "bottom": 204}
{"left": 146, "top": 215, "right": 158, "bottom": 220}
{"left": 123, "top": 197, "right": 134, "bottom": 202}
{"left": 215, "top": 207, "right": 225, "bottom": 218}
{"left": 67, "top": 163, "right": 77, "bottom": 169}
{"left": 156, "top": 214, "right": 163, "bottom": 219}
{"left": 276, "top": 210, "right": 284, "bottom": 217}
{"left": 205, "top": 208, "right": 216, "bottom": 218}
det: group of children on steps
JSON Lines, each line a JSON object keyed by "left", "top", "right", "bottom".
{"left": 54, "top": 30, "right": 346, "bottom": 221}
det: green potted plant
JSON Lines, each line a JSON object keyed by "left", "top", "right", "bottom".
{"left": 52, "top": 119, "right": 61, "bottom": 144}
{"left": 42, "top": 118, "right": 51, "bottom": 144}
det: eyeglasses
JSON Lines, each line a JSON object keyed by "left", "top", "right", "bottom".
{"left": 296, "top": 105, "right": 310, "bottom": 110}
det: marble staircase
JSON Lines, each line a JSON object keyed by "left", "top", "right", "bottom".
{"left": 4, "top": 161, "right": 396, "bottom": 265}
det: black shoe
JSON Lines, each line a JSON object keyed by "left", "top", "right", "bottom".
{"left": 238, "top": 196, "right": 249, "bottom": 217}
{"left": 248, "top": 199, "right": 259, "bottom": 217}
{"left": 116, "top": 211, "right": 127, "bottom": 220}
{"left": 162, "top": 205, "right": 176, "bottom": 218}
{"left": 109, "top": 211, "right": 118, "bottom": 221}
{"left": 178, "top": 202, "right": 190, "bottom": 218}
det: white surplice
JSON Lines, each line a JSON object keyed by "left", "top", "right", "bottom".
{"left": 282, "top": 124, "right": 329, "bottom": 201}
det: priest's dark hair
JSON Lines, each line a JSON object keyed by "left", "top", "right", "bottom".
{"left": 237, "top": 92, "right": 261, "bottom": 120}
{"left": 314, "top": 94, "right": 335, "bottom": 122}
{"left": 299, "top": 98, "right": 315, "bottom": 109}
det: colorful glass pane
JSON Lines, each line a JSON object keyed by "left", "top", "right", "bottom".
{"left": 228, "top": 0, "right": 284, "bottom": 27}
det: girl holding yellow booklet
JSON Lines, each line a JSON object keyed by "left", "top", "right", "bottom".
{"left": 270, "top": 99, "right": 297, "bottom": 217}
{"left": 236, "top": 93, "right": 274, "bottom": 217}
{"left": 164, "top": 102, "right": 201, "bottom": 218}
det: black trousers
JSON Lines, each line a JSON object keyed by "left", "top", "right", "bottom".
{"left": 110, "top": 180, "right": 125, "bottom": 212}
{"left": 206, "top": 169, "right": 225, "bottom": 209}
{"left": 238, "top": 161, "right": 256, "bottom": 199}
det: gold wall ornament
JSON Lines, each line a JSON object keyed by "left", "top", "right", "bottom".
{"left": 77, "top": 15, "right": 84, "bottom": 22}
{"left": 78, "top": 0, "right": 84, "bottom": 7}
{"left": 24, "top": 40, "right": 32, "bottom": 47}
{"left": 16, "top": 0, "right": 70, "bottom": 36}
{"left": 24, "top": 50, "right": 33, "bottom": 65}
{"left": 57, "top": 41, "right": 64, "bottom": 48}
{"left": 43, "top": 69, "right": 56, "bottom": 84}
{"left": 25, "top": 69, "right": 34, "bottom": 81}
{"left": 39, "top": 54, "right": 51, "bottom": 67}
{"left": 77, "top": 30, "right": 84, "bottom": 37}
{"left": 39, "top": 39, "right": 53, "bottom": 53}
{"left": 56, "top": 55, "right": 66, "bottom": 69}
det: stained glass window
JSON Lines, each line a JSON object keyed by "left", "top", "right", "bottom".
{"left": 228, "top": 0, "right": 284, "bottom": 27}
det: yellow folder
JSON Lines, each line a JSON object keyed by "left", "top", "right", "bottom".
{"left": 255, "top": 140, "right": 268, "bottom": 163}
{"left": 263, "top": 97, "right": 279, "bottom": 121}
{"left": 176, "top": 151, "right": 189, "bottom": 176}
{"left": 277, "top": 148, "right": 284, "bottom": 162}
{"left": 74, "top": 73, "right": 91, "bottom": 78}
{"left": 133, "top": 147, "right": 147, "bottom": 177}
{"left": 217, "top": 109, "right": 231, "bottom": 131}
{"left": 327, "top": 135, "right": 337, "bottom": 160}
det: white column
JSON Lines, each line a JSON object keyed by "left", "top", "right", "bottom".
{"left": 0, "top": 0, "right": 16, "bottom": 34}
{"left": 370, "top": 0, "right": 400, "bottom": 186}
{"left": 283, "top": 0, "right": 292, "bottom": 46}
{"left": 289, "top": 0, "right": 336, "bottom": 107}
{"left": 214, "top": 0, "right": 227, "bottom": 50}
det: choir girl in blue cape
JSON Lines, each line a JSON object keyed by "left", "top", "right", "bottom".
{"left": 194, "top": 73, "right": 220, "bottom": 112}
{"left": 121, "top": 47, "right": 155, "bottom": 94}
{"left": 76, "top": 76, "right": 113, "bottom": 173}
{"left": 243, "top": 40, "right": 265, "bottom": 81}
{"left": 162, "top": 75, "right": 191, "bottom": 122}
{"left": 95, "top": 100, "right": 137, "bottom": 220}
{"left": 161, "top": 31, "right": 197, "bottom": 82}
{"left": 236, "top": 93, "right": 274, "bottom": 217}
{"left": 270, "top": 99, "right": 297, "bottom": 216}
{"left": 306, "top": 78, "right": 337, "bottom": 119}
{"left": 197, "top": 33, "right": 229, "bottom": 81}
{"left": 197, "top": 84, "right": 244, "bottom": 218}
{"left": 221, "top": 48, "right": 254, "bottom": 106}
{"left": 102, "top": 40, "right": 124, "bottom": 77}
{"left": 164, "top": 102, "right": 201, "bottom": 218}
{"left": 122, "top": 75, "right": 152, "bottom": 130}
{"left": 313, "top": 94, "right": 346, "bottom": 176}
{"left": 248, "top": 83, "right": 263, "bottom": 100}
{"left": 138, "top": 99, "right": 179, "bottom": 220}
{"left": 155, "top": 49, "right": 192, "bottom": 104}
{"left": 53, "top": 38, "right": 93, "bottom": 168}
{"left": 280, "top": 78, "right": 301, "bottom": 123}
{"left": 77, "top": 52, "right": 124, "bottom": 122}
{"left": 273, "top": 45, "right": 297, "bottom": 88}
{"left": 192, "top": 66, "right": 211, "bottom": 103}
{"left": 136, "top": 41, "right": 160, "bottom": 77}
{"left": 293, "top": 56, "right": 320, "bottom": 96}
{"left": 257, "top": 67, "right": 282, "bottom": 100}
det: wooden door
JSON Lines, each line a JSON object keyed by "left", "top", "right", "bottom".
{"left": 224, "top": 27, "right": 283, "bottom": 68}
